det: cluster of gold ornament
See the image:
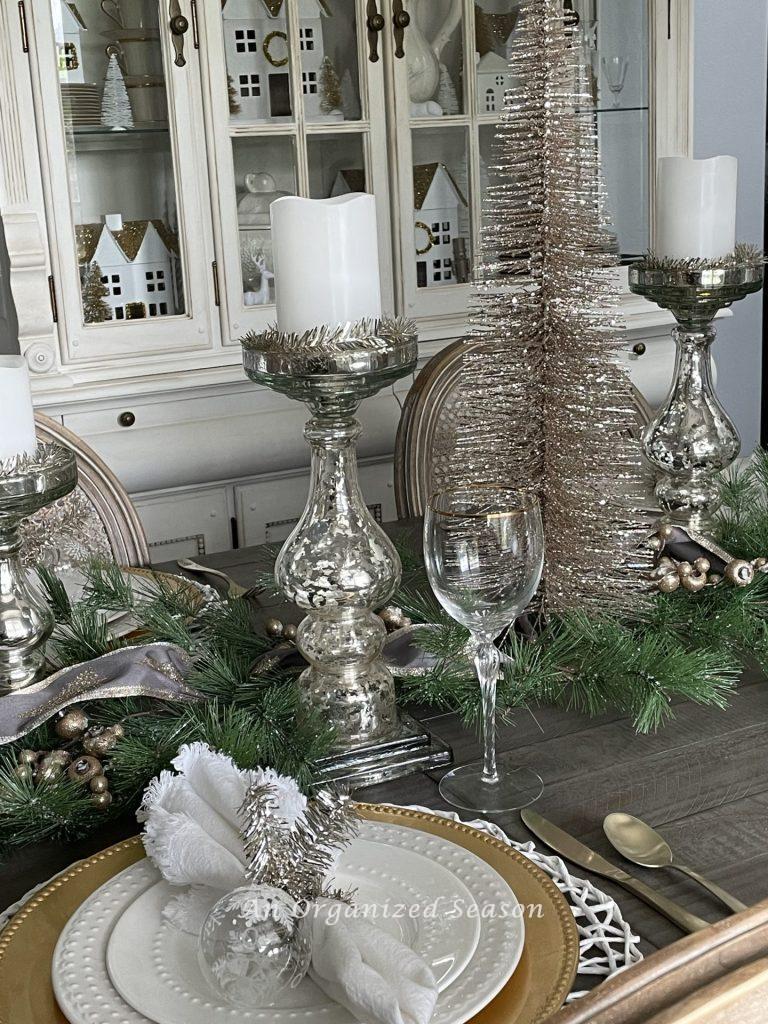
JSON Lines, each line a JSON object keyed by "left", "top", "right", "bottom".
{"left": 14, "top": 708, "right": 123, "bottom": 809}
{"left": 264, "top": 617, "right": 298, "bottom": 642}
{"left": 647, "top": 524, "right": 766, "bottom": 593}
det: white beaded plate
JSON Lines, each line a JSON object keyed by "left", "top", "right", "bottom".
{"left": 53, "top": 822, "right": 523, "bottom": 1024}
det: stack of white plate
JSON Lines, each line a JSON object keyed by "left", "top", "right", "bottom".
{"left": 61, "top": 83, "right": 101, "bottom": 129}
{"left": 51, "top": 820, "right": 526, "bottom": 1024}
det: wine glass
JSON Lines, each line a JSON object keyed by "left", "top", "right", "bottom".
{"left": 601, "top": 56, "right": 629, "bottom": 108}
{"left": 424, "top": 486, "right": 545, "bottom": 812}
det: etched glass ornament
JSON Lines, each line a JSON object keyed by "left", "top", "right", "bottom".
{"left": 198, "top": 885, "right": 310, "bottom": 1008}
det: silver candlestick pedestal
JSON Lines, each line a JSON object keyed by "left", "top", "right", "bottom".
{"left": 629, "top": 249, "right": 764, "bottom": 533}
{"left": 0, "top": 444, "right": 78, "bottom": 691}
{"left": 242, "top": 318, "right": 451, "bottom": 786}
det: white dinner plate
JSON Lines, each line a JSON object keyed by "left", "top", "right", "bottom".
{"left": 53, "top": 821, "right": 524, "bottom": 1024}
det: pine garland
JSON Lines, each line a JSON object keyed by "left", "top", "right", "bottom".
{"left": 1, "top": 458, "right": 767, "bottom": 857}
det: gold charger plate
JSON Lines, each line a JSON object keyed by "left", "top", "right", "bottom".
{"left": 0, "top": 804, "right": 578, "bottom": 1024}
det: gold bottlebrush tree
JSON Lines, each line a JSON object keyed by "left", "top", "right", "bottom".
{"left": 82, "top": 261, "right": 112, "bottom": 324}
{"left": 452, "top": 0, "right": 654, "bottom": 613}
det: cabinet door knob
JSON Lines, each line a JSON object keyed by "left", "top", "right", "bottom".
{"left": 366, "top": 0, "right": 385, "bottom": 61}
{"left": 633, "top": 342, "right": 646, "bottom": 357}
{"left": 168, "top": 0, "right": 189, "bottom": 67}
{"left": 392, "top": 0, "right": 410, "bottom": 58}
{"left": 118, "top": 411, "right": 136, "bottom": 428}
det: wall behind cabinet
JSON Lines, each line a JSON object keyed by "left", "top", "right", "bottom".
{"left": 694, "top": 0, "right": 768, "bottom": 454}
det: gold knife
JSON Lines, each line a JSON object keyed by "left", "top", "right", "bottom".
{"left": 521, "top": 808, "right": 709, "bottom": 933}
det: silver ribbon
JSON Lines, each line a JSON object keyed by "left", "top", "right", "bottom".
{"left": 0, "top": 642, "right": 202, "bottom": 744}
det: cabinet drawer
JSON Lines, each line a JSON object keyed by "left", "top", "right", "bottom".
{"left": 236, "top": 458, "right": 397, "bottom": 548}
{"left": 133, "top": 486, "right": 233, "bottom": 564}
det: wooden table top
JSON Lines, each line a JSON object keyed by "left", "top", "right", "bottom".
{"left": 3, "top": 538, "right": 767, "bottom": 967}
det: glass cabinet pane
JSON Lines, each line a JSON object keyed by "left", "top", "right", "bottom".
{"left": 411, "top": 127, "right": 471, "bottom": 288}
{"left": 474, "top": 2, "right": 520, "bottom": 115}
{"left": 223, "top": 1, "right": 295, "bottom": 123}
{"left": 408, "top": 0, "right": 466, "bottom": 117}
{"left": 308, "top": 133, "right": 366, "bottom": 197}
{"left": 302, "top": 0, "right": 363, "bottom": 123}
{"left": 233, "top": 136, "right": 298, "bottom": 304}
{"left": 575, "top": 0, "right": 650, "bottom": 258}
{"left": 52, "top": 0, "right": 186, "bottom": 326}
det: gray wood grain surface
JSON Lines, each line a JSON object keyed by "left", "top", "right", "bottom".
{"left": 2, "top": 538, "right": 765, "bottom": 963}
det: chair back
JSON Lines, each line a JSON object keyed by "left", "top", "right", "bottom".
{"left": 395, "top": 339, "right": 655, "bottom": 520}
{"left": 21, "top": 413, "right": 150, "bottom": 567}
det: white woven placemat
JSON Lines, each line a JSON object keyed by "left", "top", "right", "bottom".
{"left": 401, "top": 805, "right": 642, "bottom": 1000}
{"left": 1, "top": 804, "right": 642, "bottom": 1001}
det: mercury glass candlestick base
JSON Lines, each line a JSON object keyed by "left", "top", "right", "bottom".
{"left": 242, "top": 319, "right": 445, "bottom": 771}
{"left": 0, "top": 444, "right": 78, "bottom": 691}
{"left": 629, "top": 253, "right": 764, "bottom": 533}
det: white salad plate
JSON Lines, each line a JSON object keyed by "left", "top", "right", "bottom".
{"left": 53, "top": 821, "right": 524, "bottom": 1024}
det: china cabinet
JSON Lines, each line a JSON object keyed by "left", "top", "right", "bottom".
{"left": 0, "top": 0, "right": 692, "bottom": 560}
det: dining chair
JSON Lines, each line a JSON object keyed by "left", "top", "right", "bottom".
{"left": 550, "top": 899, "right": 768, "bottom": 1023}
{"left": 394, "top": 340, "right": 654, "bottom": 519}
{"left": 22, "top": 412, "right": 150, "bottom": 568}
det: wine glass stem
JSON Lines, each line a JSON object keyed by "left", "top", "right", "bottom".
{"left": 473, "top": 637, "right": 500, "bottom": 785}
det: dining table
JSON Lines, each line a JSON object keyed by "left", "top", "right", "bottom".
{"left": 3, "top": 525, "right": 768, "bottom": 974}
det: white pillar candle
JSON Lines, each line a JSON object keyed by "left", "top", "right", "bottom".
{"left": 656, "top": 156, "right": 738, "bottom": 260}
{"left": 0, "top": 355, "right": 36, "bottom": 463}
{"left": 271, "top": 194, "right": 382, "bottom": 334}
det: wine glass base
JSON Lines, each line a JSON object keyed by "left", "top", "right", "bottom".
{"left": 438, "top": 754, "right": 544, "bottom": 813}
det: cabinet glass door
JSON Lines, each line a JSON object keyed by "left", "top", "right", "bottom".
{"left": 201, "top": 0, "right": 393, "bottom": 343}
{"left": 32, "top": 0, "right": 217, "bottom": 361}
{"left": 390, "top": 0, "right": 651, "bottom": 325}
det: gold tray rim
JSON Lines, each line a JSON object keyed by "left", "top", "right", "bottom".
{"left": 0, "top": 803, "right": 579, "bottom": 1024}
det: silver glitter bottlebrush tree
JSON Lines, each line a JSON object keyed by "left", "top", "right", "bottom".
{"left": 453, "top": 0, "right": 654, "bottom": 613}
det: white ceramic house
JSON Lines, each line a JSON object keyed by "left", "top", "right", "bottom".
{"left": 412, "top": 163, "right": 467, "bottom": 288}
{"left": 476, "top": 49, "right": 515, "bottom": 114}
{"left": 223, "top": 0, "right": 331, "bottom": 121}
{"left": 78, "top": 215, "right": 179, "bottom": 321}
{"left": 58, "top": 2, "right": 87, "bottom": 83}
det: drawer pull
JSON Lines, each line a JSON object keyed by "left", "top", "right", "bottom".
{"left": 633, "top": 342, "right": 646, "bottom": 357}
{"left": 118, "top": 411, "right": 136, "bottom": 428}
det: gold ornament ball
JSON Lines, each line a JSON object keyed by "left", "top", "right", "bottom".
{"left": 677, "top": 562, "right": 693, "bottom": 577}
{"left": 91, "top": 791, "right": 113, "bottom": 810}
{"left": 67, "top": 755, "right": 103, "bottom": 785}
{"left": 657, "top": 524, "right": 675, "bottom": 540}
{"left": 265, "top": 617, "right": 284, "bottom": 638}
{"left": 55, "top": 708, "right": 89, "bottom": 740}
{"left": 18, "top": 749, "right": 37, "bottom": 766}
{"left": 646, "top": 534, "right": 664, "bottom": 552}
{"left": 378, "top": 606, "right": 404, "bottom": 632}
{"left": 89, "top": 775, "right": 109, "bottom": 794}
{"left": 283, "top": 623, "right": 298, "bottom": 642}
{"left": 753, "top": 557, "right": 768, "bottom": 570}
{"left": 693, "top": 557, "right": 711, "bottom": 574}
{"left": 14, "top": 764, "right": 33, "bottom": 781}
{"left": 83, "top": 727, "right": 121, "bottom": 758}
{"left": 110, "top": 723, "right": 126, "bottom": 740}
{"left": 725, "top": 559, "right": 754, "bottom": 587}
{"left": 681, "top": 571, "right": 707, "bottom": 593}
{"left": 709, "top": 573, "right": 723, "bottom": 586}
{"left": 658, "top": 573, "right": 680, "bottom": 593}
{"left": 47, "top": 749, "right": 72, "bottom": 766}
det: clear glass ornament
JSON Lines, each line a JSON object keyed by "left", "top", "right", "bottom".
{"left": 198, "top": 885, "right": 311, "bottom": 1008}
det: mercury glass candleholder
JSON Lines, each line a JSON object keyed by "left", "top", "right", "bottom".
{"left": 628, "top": 248, "right": 764, "bottom": 533}
{"left": 0, "top": 444, "right": 78, "bottom": 691}
{"left": 243, "top": 317, "right": 453, "bottom": 785}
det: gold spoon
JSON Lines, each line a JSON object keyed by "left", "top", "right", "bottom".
{"left": 603, "top": 812, "right": 747, "bottom": 914}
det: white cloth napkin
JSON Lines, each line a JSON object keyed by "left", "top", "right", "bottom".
{"left": 138, "top": 743, "right": 438, "bottom": 1024}
{"left": 308, "top": 900, "right": 438, "bottom": 1024}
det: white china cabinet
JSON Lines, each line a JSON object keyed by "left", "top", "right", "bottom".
{"left": 0, "top": 0, "right": 691, "bottom": 560}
